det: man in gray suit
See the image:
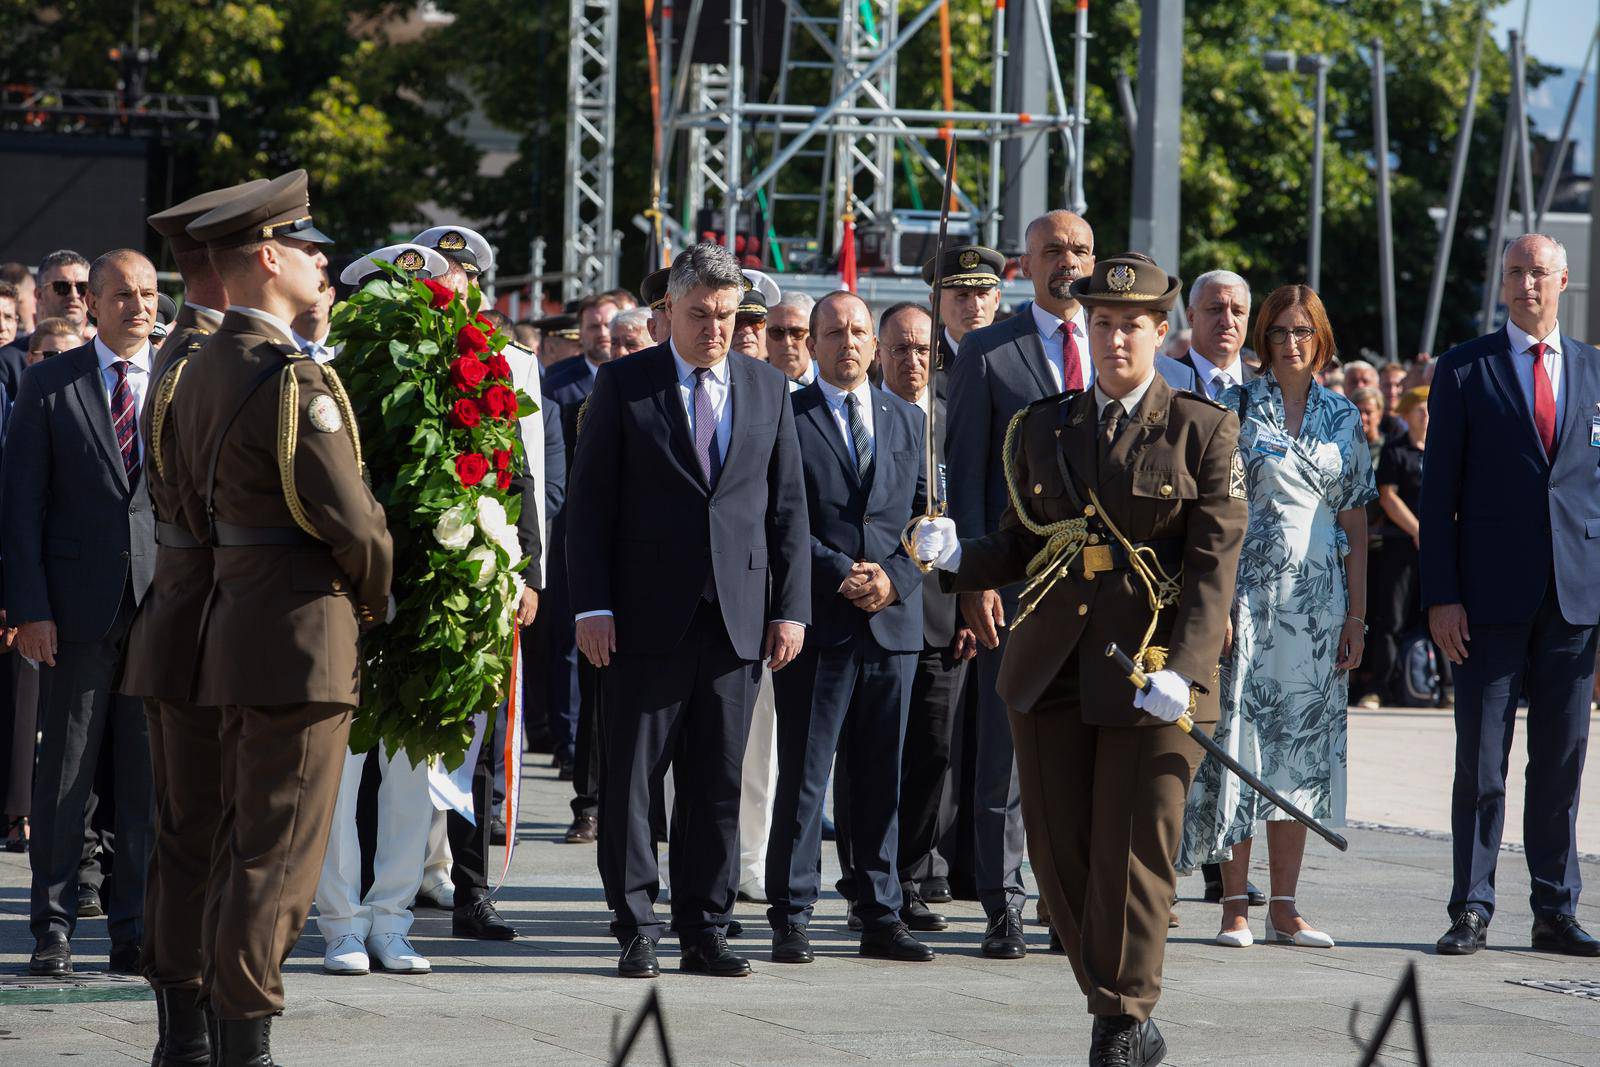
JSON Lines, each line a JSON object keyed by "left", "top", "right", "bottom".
{"left": 4, "top": 249, "right": 157, "bottom": 977}
{"left": 1178, "top": 270, "right": 1257, "bottom": 400}
{"left": 944, "top": 213, "right": 1198, "bottom": 958}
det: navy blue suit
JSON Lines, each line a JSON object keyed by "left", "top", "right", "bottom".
{"left": 542, "top": 365, "right": 592, "bottom": 777}
{"left": 943, "top": 304, "right": 1199, "bottom": 915}
{"left": 767, "top": 381, "right": 924, "bottom": 933}
{"left": 1420, "top": 325, "right": 1600, "bottom": 924}
{"left": 565, "top": 342, "right": 810, "bottom": 942}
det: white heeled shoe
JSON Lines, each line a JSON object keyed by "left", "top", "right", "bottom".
{"left": 323, "top": 933, "right": 370, "bottom": 975}
{"left": 1263, "top": 896, "right": 1335, "bottom": 948}
{"left": 1214, "top": 895, "right": 1254, "bottom": 947}
{"left": 367, "top": 932, "right": 431, "bottom": 974}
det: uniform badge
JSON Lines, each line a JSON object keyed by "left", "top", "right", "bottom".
{"left": 394, "top": 248, "right": 426, "bottom": 273}
{"left": 437, "top": 230, "right": 467, "bottom": 251}
{"left": 959, "top": 250, "right": 980, "bottom": 270}
{"left": 1107, "top": 264, "right": 1136, "bottom": 292}
{"left": 308, "top": 394, "right": 344, "bottom": 434}
{"left": 1229, "top": 447, "right": 1247, "bottom": 499}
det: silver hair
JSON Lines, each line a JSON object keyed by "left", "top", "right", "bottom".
{"left": 1504, "top": 232, "right": 1569, "bottom": 270}
{"left": 667, "top": 242, "right": 745, "bottom": 301}
{"left": 1349, "top": 386, "right": 1383, "bottom": 410}
{"left": 1188, "top": 269, "right": 1251, "bottom": 310}
{"left": 610, "top": 306, "right": 652, "bottom": 338}
{"left": 775, "top": 291, "right": 815, "bottom": 315}
{"left": 1341, "top": 358, "right": 1377, "bottom": 376}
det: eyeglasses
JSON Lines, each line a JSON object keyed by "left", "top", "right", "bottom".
{"left": 887, "top": 343, "right": 932, "bottom": 361}
{"left": 766, "top": 326, "right": 809, "bottom": 340}
{"left": 50, "top": 280, "right": 89, "bottom": 298}
{"left": 1265, "top": 326, "right": 1315, "bottom": 345}
{"left": 1502, "top": 267, "right": 1559, "bottom": 283}
{"left": 32, "top": 349, "right": 64, "bottom": 359}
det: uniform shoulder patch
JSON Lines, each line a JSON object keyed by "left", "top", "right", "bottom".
{"left": 1229, "top": 447, "right": 1248, "bottom": 499}
{"left": 307, "top": 393, "right": 343, "bottom": 433}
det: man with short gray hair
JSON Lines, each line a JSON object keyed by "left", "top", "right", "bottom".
{"left": 609, "top": 307, "right": 652, "bottom": 357}
{"left": 767, "top": 293, "right": 816, "bottom": 386}
{"left": 1180, "top": 269, "right": 1256, "bottom": 400}
{"left": 566, "top": 241, "right": 810, "bottom": 980}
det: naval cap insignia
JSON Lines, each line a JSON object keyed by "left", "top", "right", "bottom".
{"left": 437, "top": 230, "right": 467, "bottom": 251}
{"left": 394, "top": 249, "right": 425, "bottom": 272}
{"left": 1107, "top": 264, "right": 1136, "bottom": 292}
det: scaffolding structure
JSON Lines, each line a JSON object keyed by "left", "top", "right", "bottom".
{"left": 561, "top": 0, "right": 621, "bottom": 300}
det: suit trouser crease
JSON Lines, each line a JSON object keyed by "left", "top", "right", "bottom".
{"left": 143, "top": 699, "right": 222, "bottom": 990}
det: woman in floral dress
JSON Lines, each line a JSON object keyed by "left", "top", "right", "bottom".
{"left": 1179, "top": 285, "right": 1375, "bottom": 948}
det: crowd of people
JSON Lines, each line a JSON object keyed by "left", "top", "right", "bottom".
{"left": 0, "top": 173, "right": 1594, "bottom": 1067}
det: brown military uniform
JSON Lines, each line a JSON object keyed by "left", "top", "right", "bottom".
{"left": 162, "top": 307, "right": 391, "bottom": 1018}
{"left": 946, "top": 373, "right": 1245, "bottom": 1022}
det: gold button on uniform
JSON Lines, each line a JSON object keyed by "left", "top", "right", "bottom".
{"left": 1077, "top": 604, "right": 1088, "bottom": 616}
{"left": 1088, "top": 534, "right": 1100, "bottom": 545}
{"left": 1084, "top": 505, "right": 1096, "bottom": 517}
{"left": 1159, "top": 484, "right": 1173, "bottom": 498}
{"left": 331, "top": 579, "right": 344, "bottom": 592}
{"left": 1033, "top": 483, "right": 1043, "bottom": 495}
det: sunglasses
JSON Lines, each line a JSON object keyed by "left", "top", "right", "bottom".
{"left": 32, "top": 349, "right": 64, "bottom": 359}
{"left": 50, "top": 280, "right": 89, "bottom": 298}
{"left": 766, "top": 326, "right": 809, "bottom": 340}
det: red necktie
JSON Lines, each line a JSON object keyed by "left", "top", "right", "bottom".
{"left": 110, "top": 360, "right": 141, "bottom": 485}
{"left": 1530, "top": 341, "right": 1556, "bottom": 458}
{"left": 1060, "top": 323, "right": 1084, "bottom": 392}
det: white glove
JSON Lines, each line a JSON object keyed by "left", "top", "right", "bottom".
{"left": 385, "top": 594, "right": 397, "bottom": 624}
{"left": 912, "top": 516, "right": 961, "bottom": 570}
{"left": 1133, "top": 669, "right": 1191, "bottom": 723}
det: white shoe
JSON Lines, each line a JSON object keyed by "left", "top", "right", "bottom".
{"left": 324, "top": 933, "right": 370, "bottom": 975}
{"left": 1263, "top": 896, "right": 1335, "bottom": 948}
{"left": 1214, "top": 895, "right": 1254, "bottom": 948}
{"left": 415, "top": 871, "right": 452, "bottom": 910}
{"left": 736, "top": 879, "right": 767, "bottom": 903}
{"left": 367, "top": 932, "right": 431, "bottom": 974}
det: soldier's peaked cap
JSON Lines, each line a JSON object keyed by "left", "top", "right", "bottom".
{"left": 186, "top": 169, "right": 334, "bottom": 249}
{"left": 922, "top": 245, "right": 1004, "bottom": 289}
{"left": 1069, "top": 251, "right": 1182, "bottom": 311}
{"left": 149, "top": 178, "right": 270, "bottom": 253}
{"left": 640, "top": 267, "right": 670, "bottom": 310}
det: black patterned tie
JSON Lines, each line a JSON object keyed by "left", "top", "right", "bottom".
{"left": 845, "top": 392, "right": 873, "bottom": 481}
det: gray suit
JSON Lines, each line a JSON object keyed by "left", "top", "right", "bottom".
{"left": 943, "top": 304, "right": 1199, "bottom": 915}
{"left": 1, "top": 340, "right": 155, "bottom": 951}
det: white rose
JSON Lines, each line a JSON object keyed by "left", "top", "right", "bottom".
{"left": 465, "top": 544, "right": 497, "bottom": 588}
{"left": 476, "top": 496, "right": 509, "bottom": 535}
{"left": 433, "top": 505, "right": 476, "bottom": 550}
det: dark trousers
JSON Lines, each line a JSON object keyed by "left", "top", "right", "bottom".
{"left": 1449, "top": 582, "right": 1596, "bottom": 923}
{"left": 446, "top": 708, "right": 498, "bottom": 906}
{"left": 768, "top": 635, "right": 913, "bottom": 932}
{"left": 543, "top": 553, "right": 581, "bottom": 764}
{"left": 1012, "top": 664, "right": 1202, "bottom": 1022}
{"left": 973, "top": 623, "right": 1026, "bottom": 914}
{"left": 896, "top": 644, "right": 967, "bottom": 891}
{"left": 29, "top": 589, "right": 153, "bottom": 950}
{"left": 205, "top": 702, "right": 349, "bottom": 1020}
{"left": 599, "top": 602, "right": 758, "bottom": 942}
{"left": 143, "top": 699, "right": 221, "bottom": 991}
{"left": 571, "top": 659, "right": 602, "bottom": 819}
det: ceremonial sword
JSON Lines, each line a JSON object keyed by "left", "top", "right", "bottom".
{"left": 1105, "top": 643, "right": 1350, "bottom": 852}
{"left": 902, "top": 136, "right": 960, "bottom": 574}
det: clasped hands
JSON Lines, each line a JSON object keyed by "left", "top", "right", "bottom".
{"left": 838, "top": 560, "right": 896, "bottom": 614}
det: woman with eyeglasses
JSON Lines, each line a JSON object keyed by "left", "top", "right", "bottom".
{"left": 1179, "top": 284, "right": 1376, "bottom": 949}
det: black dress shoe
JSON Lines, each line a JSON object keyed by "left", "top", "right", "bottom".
{"left": 107, "top": 943, "right": 141, "bottom": 975}
{"left": 489, "top": 817, "right": 508, "bottom": 846}
{"left": 1090, "top": 1014, "right": 1166, "bottom": 1067}
{"left": 28, "top": 931, "right": 71, "bottom": 977}
{"left": 153, "top": 987, "right": 212, "bottom": 1066}
{"left": 564, "top": 814, "right": 597, "bottom": 843}
{"left": 902, "top": 892, "right": 948, "bottom": 932}
{"left": 1532, "top": 914, "right": 1600, "bottom": 957}
{"left": 680, "top": 931, "right": 751, "bottom": 976}
{"left": 727, "top": 919, "right": 744, "bottom": 938}
{"left": 845, "top": 901, "right": 863, "bottom": 932}
{"left": 1048, "top": 925, "right": 1065, "bottom": 953}
{"left": 920, "top": 876, "right": 952, "bottom": 904}
{"left": 1435, "top": 911, "right": 1488, "bottom": 955}
{"left": 860, "top": 922, "right": 934, "bottom": 962}
{"left": 557, "top": 761, "right": 575, "bottom": 782}
{"left": 216, "top": 1015, "right": 274, "bottom": 1067}
{"left": 981, "top": 906, "right": 1026, "bottom": 959}
{"left": 1201, "top": 868, "right": 1265, "bottom": 907}
{"left": 78, "top": 885, "right": 104, "bottom": 918}
{"left": 771, "top": 925, "right": 814, "bottom": 964}
{"left": 618, "top": 934, "right": 660, "bottom": 978}
{"left": 452, "top": 897, "right": 517, "bottom": 940}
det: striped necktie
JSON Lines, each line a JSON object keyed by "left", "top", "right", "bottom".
{"left": 110, "top": 360, "right": 140, "bottom": 485}
{"left": 845, "top": 392, "right": 873, "bottom": 481}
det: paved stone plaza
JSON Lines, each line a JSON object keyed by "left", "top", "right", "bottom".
{"left": 1, "top": 707, "right": 1597, "bottom": 1065}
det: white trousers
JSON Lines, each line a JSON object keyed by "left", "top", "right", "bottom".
{"left": 314, "top": 743, "right": 432, "bottom": 941}
{"left": 738, "top": 669, "right": 778, "bottom": 886}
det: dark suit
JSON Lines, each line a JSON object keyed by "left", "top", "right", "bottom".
{"left": 1176, "top": 349, "right": 1257, "bottom": 402}
{"left": 1419, "top": 326, "right": 1600, "bottom": 924}
{"left": 944, "top": 303, "right": 1199, "bottom": 915}
{"left": 566, "top": 342, "right": 809, "bottom": 942}
{"left": 1, "top": 339, "right": 156, "bottom": 954}
{"left": 544, "top": 365, "right": 593, "bottom": 806}
{"left": 767, "top": 381, "right": 923, "bottom": 933}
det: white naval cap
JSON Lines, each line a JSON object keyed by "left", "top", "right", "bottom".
{"left": 339, "top": 243, "right": 450, "bottom": 286}
{"left": 411, "top": 225, "right": 496, "bottom": 276}
{"left": 742, "top": 268, "right": 780, "bottom": 308}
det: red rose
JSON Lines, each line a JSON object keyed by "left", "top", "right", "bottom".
{"left": 493, "top": 449, "right": 512, "bottom": 471}
{"left": 422, "top": 278, "right": 454, "bottom": 308}
{"left": 484, "top": 354, "right": 512, "bottom": 381}
{"left": 449, "top": 398, "right": 482, "bottom": 429}
{"left": 476, "top": 312, "right": 496, "bottom": 332}
{"left": 454, "top": 452, "right": 490, "bottom": 486}
{"left": 456, "top": 324, "right": 490, "bottom": 355}
{"left": 450, "top": 355, "right": 488, "bottom": 391}
{"left": 481, "top": 384, "right": 518, "bottom": 421}
{"left": 496, "top": 469, "right": 513, "bottom": 490}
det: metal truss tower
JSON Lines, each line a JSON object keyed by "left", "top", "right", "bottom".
{"left": 562, "top": 0, "right": 620, "bottom": 300}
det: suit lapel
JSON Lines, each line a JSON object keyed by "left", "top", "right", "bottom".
{"left": 1486, "top": 326, "right": 1547, "bottom": 460}
{"left": 716, "top": 356, "right": 751, "bottom": 485}
{"left": 1554, "top": 336, "right": 1596, "bottom": 461}
{"left": 1007, "top": 306, "right": 1058, "bottom": 398}
{"left": 802, "top": 382, "right": 858, "bottom": 486}
{"left": 648, "top": 347, "right": 709, "bottom": 495}
{"left": 71, "top": 344, "right": 129, "bottom": 492}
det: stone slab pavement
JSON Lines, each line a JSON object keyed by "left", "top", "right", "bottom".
{"left": 1, "top": 707, "right": 1597, "bottom": 1066}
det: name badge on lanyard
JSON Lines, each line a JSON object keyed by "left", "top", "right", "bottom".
{"left": 1254, "top": 425, "right": 1292, "bottom": 459}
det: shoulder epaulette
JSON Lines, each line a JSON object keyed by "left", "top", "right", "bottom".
{"left": 1173, "top": 388, "right": 1228, "bottom": 411}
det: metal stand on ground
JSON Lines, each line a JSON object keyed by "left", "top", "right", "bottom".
{"left": 610, "top": 989, "right": 676, "bottom": 1066}
{"left": 1350, "top": 962, "right": 1432, "bottom": 1067}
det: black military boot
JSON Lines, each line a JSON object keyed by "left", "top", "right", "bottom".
{"left": 216, "top": 1016, "right": 275, "bottom": 1067}
{"left": 151, "top": 988, "right": 211, "bottom": 1066}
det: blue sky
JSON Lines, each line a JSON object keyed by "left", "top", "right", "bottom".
{"left": 1492, "top": 0, "right": 1595, "bottom": 177}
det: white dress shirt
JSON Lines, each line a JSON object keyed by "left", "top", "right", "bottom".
{"left": 1186, "top": 347, "right": 1245, "bottom": 400}
{"left": 816, "top": 376, "right": 875, "bottom": 466}
{"left": 672, "top": 342, "right": 734, "bottom": 461}
{"left": 1505, "top": 319, "right": 1564, "bottom": 425}
{"left": 1030, "top": 302, "right": 1090, "bottom": 391}
{"left": 1093, "top": 370, "right": 1157, "bottom": 420}
{"left": 93, "top": 336, "right": 152, "bottom": 418}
